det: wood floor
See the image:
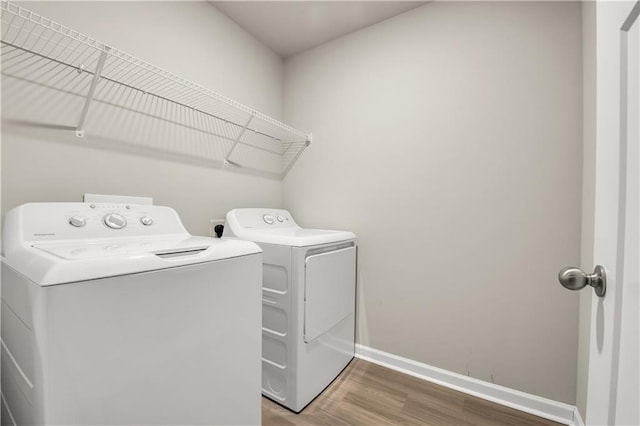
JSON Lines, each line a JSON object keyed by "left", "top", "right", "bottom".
{"left": 262, "top": 359, "right": 562, "bottom": 426}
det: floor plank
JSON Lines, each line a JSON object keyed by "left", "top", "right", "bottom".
{"left": 262, "top": 359, "right": 562, "bottom": 426}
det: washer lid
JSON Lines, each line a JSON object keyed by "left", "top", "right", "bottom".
{"left": 4, "top": 235, "right": 261, "bottom": 286}
{"left": 34, "top": 235, "right": 211, "bottom": 260}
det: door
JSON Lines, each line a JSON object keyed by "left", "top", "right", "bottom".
{"left": 587, "top": 2, "right": 639, "bottom": 425}
{"left": 304, "top": 246, "right": 356, "bottom": 343}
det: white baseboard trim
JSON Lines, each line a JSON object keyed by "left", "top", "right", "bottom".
{"left": 355, "top": 344, "right": 577, "bottom": 425}
{"left": 572, "top": 406, "right": 585, "bottom": 426}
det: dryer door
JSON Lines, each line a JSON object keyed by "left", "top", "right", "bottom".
{"left": 304, "top": 246, "right": 356, "bottom": 343}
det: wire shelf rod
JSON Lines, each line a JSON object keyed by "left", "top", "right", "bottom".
{"left": 0, "top": 45, "right": 34, "bottom": 69}
{"left": 3, "top": 21, "right": 98, "bottom": 72}
{"left": 80, "top": 94, "right": 288, "bottom": 156}
{"left": 2, "top": 50, "right": 87, "bottom": 90}
{"left": 2, "top": 39, "right": 287, "bottom": 142}
{"left": 93, "top": 70, "right": 283, "bottom": 141}
{"left": 2, "top": 40, "right": 83, "bottom": 74}
{"left": 100, "top": 51, "right": 307, "bottom": 139}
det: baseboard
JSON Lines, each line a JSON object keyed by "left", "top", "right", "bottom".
{"left": 355, "top": 344, "right": 577, "bottom": 425}
{"left": 572, "top": 406, "right": 585, "bottom": 426}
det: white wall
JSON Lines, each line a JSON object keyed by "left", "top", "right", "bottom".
{"left": 2, "top": 1, "right": 284, "bottom": 235}
{"left": 283, "top": 1, "right": 583, "bottom": 404}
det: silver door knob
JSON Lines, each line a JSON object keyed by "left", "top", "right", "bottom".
{"left": 558, "top": 265, "right": 606, "bottom": 297}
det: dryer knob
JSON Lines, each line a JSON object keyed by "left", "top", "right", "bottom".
{"left": 140, "top": 216, "right": 153, "bottom": 226}
{"left": 104, "top": 213, "right": 127, "bottom": 229}
{"left": 263, "top": 215, "right": 274, "bottom": 224}
{"left": 69, "top": 216, "right": 86, "bottom": 227}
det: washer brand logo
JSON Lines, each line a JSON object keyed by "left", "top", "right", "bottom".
{"left": 34, "top": 233, "right": 55, "bottom": 237}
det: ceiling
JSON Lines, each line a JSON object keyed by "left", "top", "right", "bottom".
{"left": 210, "top": 1, "right": 428, "bottom": 58}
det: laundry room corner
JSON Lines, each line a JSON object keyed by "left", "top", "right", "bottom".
{"left": 282, "top": 1, "right": 583, "bottom": 405}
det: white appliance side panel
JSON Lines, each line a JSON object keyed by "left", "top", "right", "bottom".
{"left": 259, "top": 243, "right": 295, "bottom": 405}
{"left": 1, "top": 265, "right": 44, "bottom": 426}
{"left": 304, "top": 247, "right": 356, "bottom": 343}
{"left": 2, "top": 255, "right": 262, "bottom": 426}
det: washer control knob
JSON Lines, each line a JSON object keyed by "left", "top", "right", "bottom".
{"left": 277, "top": 216, "right": 284, "bottom": 222}
{"left": 140, "top": 216, "right": 153, "bottom": 226}
{"left": 69, "top": 216, "right": 86, "bottom": 227}
{"left": 104, "top": 213, "right": 127, "bottom": 229}
{"left": 263, "top": 214, "right": 274, "bottom": 224}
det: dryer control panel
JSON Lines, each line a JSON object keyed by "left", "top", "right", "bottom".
{"left": 225, "top": 208, "right": 356, "bottom": 247}
{"left": 15, "top": 202, "right": 187, "bottom": 243}
{"left": 227, "top": 208, "right": 298, "bottom": 230}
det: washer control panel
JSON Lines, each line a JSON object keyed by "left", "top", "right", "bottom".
{"left": 140, "top": 216, "right": 154, "bottom": 226}
{"left": 263, "top": 214, "right": 275, "bottom": 224}
{"left": 103, "top": 213, "right": 127, "bottom": 229}
{"left": 21, "top": 202, "right": 187, "bottom": 242}
{"left": 69, "top": 215, "right": 86, "bottom": 228}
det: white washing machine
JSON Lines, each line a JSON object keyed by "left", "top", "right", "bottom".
{"left": 1, "top": 202, "right": 263, "bottom": 425}
{"left": 224, "top": 208, "right": 356, "bottom": 413}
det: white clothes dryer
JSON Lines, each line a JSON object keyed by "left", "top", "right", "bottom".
{"left": 224, "top": 208, "right": 356, "bottom": 413}
{"left": 1, "top": 202, "right": 263, "bottom": 425}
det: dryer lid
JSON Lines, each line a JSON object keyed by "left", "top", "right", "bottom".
{"left": 232, "top": 228, "right": 355, "bottom": 247}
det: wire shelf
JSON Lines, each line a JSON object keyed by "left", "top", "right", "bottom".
{"left": 0, "top": 1, "right": 311, "bottom": 178}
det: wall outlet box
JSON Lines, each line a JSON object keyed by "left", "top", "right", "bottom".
{"left": 209, "top": 219, "right": 225, "bottom": 238}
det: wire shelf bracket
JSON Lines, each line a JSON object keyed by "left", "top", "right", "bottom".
{"left": 0, "top": 1, "right": 311, "bottom": 178}
{"left": 283, "top": 134, "right": 312, "bottom": 176}
{"left": 75, "top": 47, "right": 109, "bottom": 138}
{"left": 224, "top": 113, "right": 254, "bottom": 166}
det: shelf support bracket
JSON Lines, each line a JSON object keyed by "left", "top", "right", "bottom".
{"left": 224, "top": 114, "right": 254, "bottom": 166}
{"left": 282, "top": 134, "right": 312, "bottom": 177}
{"left": 76, "top": 48, "right": 110, "bottom": 138}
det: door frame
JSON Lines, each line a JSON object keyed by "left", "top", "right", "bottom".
{"left": 585, "top": 2, "right": 639, "bottom": 425}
